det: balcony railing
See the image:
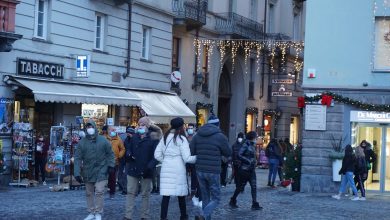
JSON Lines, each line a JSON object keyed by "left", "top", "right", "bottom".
{"left": 172, "top": 0, "right": 207, "bottom": 26}
{"left": 215, "top": 12, "right": 263, "bottom": 39}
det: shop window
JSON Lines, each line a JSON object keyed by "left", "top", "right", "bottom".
{"left": 246, "top": 113, "right": 254, "bottom": 133}
{"left": 82, "top": 104, "right": 108, "bottom": 132}
{"left": 0, "top": 98, "right": 14, "bottom": 135}
{"left": 263, "top": 115, "right": 272, "bottom": 146}
{"left": 141, "top": 26, "right": 151, "bottom": 60}
{"left": 374, "top": 17, "right": 390, "bottom": 70}
{"left": 196, "top": 108, "right": 209, "bottom": 128}
{"left": 34, "top": 0, "right": 48, "bottom": 39}
{"left": 289, "top": 116, "right": 299, "bottom": 145}
{"left": 94, "top": 13, "right": 106, "bottom": 51}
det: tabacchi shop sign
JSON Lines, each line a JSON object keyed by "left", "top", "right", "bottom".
{"left": 17, "top": 58, "right": 64, "bottom": 79}
{"left": 350, "top": 111, "right": 390, "bottom": 123}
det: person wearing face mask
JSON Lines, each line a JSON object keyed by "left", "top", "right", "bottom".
{"left": 107, "top": 127, "right": 125, "bottom": 199}
{"left": 34, "top": 134, "right": 49, "bottom": 185}
{"left": 124, "top": 116, "right": 162, "bottom": 220}
{"left": 229, "top": 132, "right": 245, "bottom": 188}
{"left": 74, "top": 119, "right": 115, "bottom": 220}
{"left": 229, "top": 131, "right": 262, "bottom": 210}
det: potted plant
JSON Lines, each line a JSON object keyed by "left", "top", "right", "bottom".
{"left": 328, "top": 134, "right": 345, "bottom": 182}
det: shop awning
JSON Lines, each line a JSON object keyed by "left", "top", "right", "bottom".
{"left": 131, "top": 91, "right": 196, "bottom": 124}
{"left": 13, "top": 78, "right": 142, "bottom": 106}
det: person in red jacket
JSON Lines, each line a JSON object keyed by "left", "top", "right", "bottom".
{"left": 35, "top": 134, "right": 49, "bottom": 185}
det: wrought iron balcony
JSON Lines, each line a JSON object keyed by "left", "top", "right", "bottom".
{"left": 172, "top": 0, "right": 207, "bottom": 30}
{"left": 266, "top": 33, "right": 291, "bottom": 41}
{"left": 215, "top": 12, "right": 263, "bottom": 39}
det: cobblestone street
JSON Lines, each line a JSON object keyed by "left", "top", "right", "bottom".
{"left": 1, "top": 169, "right": 390, "bottom": 220}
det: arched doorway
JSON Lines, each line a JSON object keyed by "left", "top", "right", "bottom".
{"left": 218, "top": 64, "right": 231, "bottom": 136}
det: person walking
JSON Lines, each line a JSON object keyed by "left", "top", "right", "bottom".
{"left": 266, "top": 138, "right": 282, "bottom": 188}
{"left": 354, "top": 145, "right": 367, "bottom": 200}
{"left": 74, "top": 120, "right": 115, "bottom": 220}
{"left": 107, "top": 127, "right": 125, "bottom": 199}
{"left": 332, "top": 145, "right": 360, "bottom": 201}
{"left": 154, "top": 117, "right": 197, "bottom": 220}
{"left": 229, "top": 132, "right": 245, "bottom": 188}
{"left": 119, "top": 127, "right": 135, "bottom": 195}
{"left": 229, "top": 131, "right": 262, "bottom": 210}
{"left": 124, "top": 116, "right": 161, "bottom": 220}
{"left": 34, "top": 134, "right": 49, "bottom": 185}
{"left": 190, "top": 115, "right": 231, "bottom": 220}
{"left": 186, "top": 123, "right": 202, "bottom": 208}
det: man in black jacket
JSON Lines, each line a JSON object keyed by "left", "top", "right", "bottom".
{"left": 190, "top": 115, "right": 231, "bottom": 220}
{"left": 124, "top": 117, "right": 161, "bottom": 220}
{"left": 229, "top": 131, "right": 262, "bottom": 210}
{"left": 119, "top": 126, "right": 135, "bottom": 195}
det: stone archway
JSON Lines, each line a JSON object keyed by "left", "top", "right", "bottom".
{"left": 218, "top": 64, "right": 232, "bottom": 136}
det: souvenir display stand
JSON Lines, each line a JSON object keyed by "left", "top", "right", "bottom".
{"left": 48, "top": 126, "right": 68, "bottom": 185}
{"left": 9, "top": 123, "right": 34, "bottom": 187}
{"left": 67, "top": 124, "right": 84, "bottom": 190}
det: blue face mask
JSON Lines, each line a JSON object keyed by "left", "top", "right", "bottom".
{"left": 110, "top": 131, "right": 116, "bottom": 137}
{"left": 137, "top": 128, "right": 146, "bottom": 134}
{"left": 187, "top": 129, "right": 194, "bottom": 135}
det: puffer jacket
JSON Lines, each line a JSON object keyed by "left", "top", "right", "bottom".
{"left": 74, "top": 120, "right": 115, "bottom": 182}
{"left": 189, "top": 124, "right": 231, "bottom": 174}
{"left": 238, "top": 140, "right": 257, "bottom": 171}
{"left": 125, "top": 126, "right": 161, "bottom": 178}
{"left": 108, "top": 135, "right": 125, "bottom": 165}
{"left": 154, "top": 133, "right": 196, "bottom": 196}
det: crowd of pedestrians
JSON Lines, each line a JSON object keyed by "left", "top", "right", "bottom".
{"left": 72, "top": 114, "right": 302, "bottom": 220}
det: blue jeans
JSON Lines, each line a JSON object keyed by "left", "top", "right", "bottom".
{"left": 268, "top": 158, "right": 279, "bottom": 184}
{"left": 197, "top": 171, "right": 221, "bottom": 220}
{"left": 339, "top": 172, "right": 358, "bottom": 195}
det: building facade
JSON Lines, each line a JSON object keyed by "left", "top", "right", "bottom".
{"left": 0, "top": 0, "right": 194, "bottom": 185}
{"left": 301, "top": 0, "right": 390, "bottom": 193}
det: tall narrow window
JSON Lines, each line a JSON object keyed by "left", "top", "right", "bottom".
{"left": 34, "top": 0, "right": 48, "bottom": 39}
{"left": 268, "top": 4, "right": 275, "bottom": 33}
{"left": 248, "top": 58, "right": 255, "bottom": 99}
{"left": 202, "top": 45, "right": 209, "bottom": 92}
{"left": 172, "top": 37, "right": 180, "bottom": 70}
{"left": 228, "top": 0, "right": 235, "bottom": 13}
{"left": 250, "top": 0, "right": 258, "bottom": 20}
{"left": 141, "top": 27, "right": 151, "bottom": 59}
{"left": 94, "top": 13, "right": 105, "bottom": 50}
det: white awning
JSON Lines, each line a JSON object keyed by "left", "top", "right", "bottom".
{"left": 14, "top": 78, "right": 141, "bottom": 106}
{"left": 131, "top": 91, "right": 196, "bottom": 124}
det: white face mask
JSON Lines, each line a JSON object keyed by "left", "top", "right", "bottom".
{"left": 238, "top": 138, "right": 243, "bottom": 143}
{"left": 87, "top": 128, "right": 95, "bottom": 135}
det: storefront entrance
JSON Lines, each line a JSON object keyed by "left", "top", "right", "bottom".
{"left": 352, "top": 124, "right": 390, "bottom": 192}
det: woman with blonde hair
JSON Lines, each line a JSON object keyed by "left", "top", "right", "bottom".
{"left": 354, "top": 145, "right": 367, "bottom": 200}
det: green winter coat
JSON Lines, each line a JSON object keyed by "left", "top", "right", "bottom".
{"left": 74, "top": 120, "right": 115, "bottom": 183}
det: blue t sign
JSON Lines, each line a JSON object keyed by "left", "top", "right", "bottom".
{"left": 76, "top": 55, "right": 89, "bottom": 77}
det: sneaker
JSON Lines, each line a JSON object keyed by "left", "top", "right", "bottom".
{"left": 229, "top": 198, "right": 238, "bottom": 208}
{"left": 84, "top": 213, "right": 95, "bottom": 220}
{"left": 359, "top": 197, "right": 366, "bottom": 201}
{"left": 251, "top": 202, "right": 263, "bottom": 210}
{"left": 95, "top": 213, "right": 101, "bottom": 220}
{"left": 351, "top": 196, "right": 360, "bottom": 201}
{"left": 109, "top": 194, "right": 115, "bottom": 200}
{"left": 192, "top": 197, "right": 199, "bottom": 207}
{"left": 43, "top": 181, "right": 47, "bottom": 186}
{"left": 332, "top": 194, "right": 340, "bottom": 200}
{"left": 197, "top": 201, "right": 203, "bottom": 208}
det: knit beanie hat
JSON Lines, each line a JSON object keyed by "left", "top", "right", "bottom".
{"left": 138, "top": 116, "right": 152, "bottom": 128}
{"left": 170, "top": 117, "right": 184, "bottom": 129}
{"left": 207, "top": 114, "right": 220, "bottom": 127}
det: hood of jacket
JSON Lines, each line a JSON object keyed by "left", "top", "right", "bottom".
{"left": 86, "top": 119, "right": 98, "bottom": 140}
{"left": 148, "top": 124, "right": 163, "bottom": 141}
{"left": 196, "top": 124, "right": 221, "bottom": 137}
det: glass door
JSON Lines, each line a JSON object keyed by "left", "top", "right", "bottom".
{"left": 385, "top": 128, "right": 390, "bottom": 191}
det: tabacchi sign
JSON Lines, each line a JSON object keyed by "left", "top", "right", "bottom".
{"left": 350, "top": 111, "right": 390, "bottom": 123}
{"left": 17, "top": 58, "right": 64, "bottom": 79}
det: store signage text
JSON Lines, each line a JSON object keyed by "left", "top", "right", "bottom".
{"left": 272, "top": 79, "right": 293, "bottom": 84}
{"left": 76, "top": 55, "right": 90, "bottom": 77}
{"left": 350, "top": 111, "right": 390, "bottom": 123}
{"left": 17, "top": 58, "right": 64, "bottom": 79}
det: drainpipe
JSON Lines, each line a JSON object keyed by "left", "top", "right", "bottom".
{"left": 123, "top": 1, "right": 133, "bottom": 79}
{"left": 260, "top": 0, "right": 267, "bottom": 99}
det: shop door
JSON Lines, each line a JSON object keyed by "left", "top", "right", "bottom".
{"left": 355, "top": 125, "right": 390, "bottom": 192}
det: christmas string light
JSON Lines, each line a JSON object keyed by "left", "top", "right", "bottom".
{"left": 244, "top": 41, "right": 251, "bottom": 74}
{"left": 269, "top": 42, "right": 276, "bottom": 73}
{"left": 231, "top": 40, "right": 238, "bottom": 74}
{"left": 256, "top": 42, "right": 262, "bottom": 75}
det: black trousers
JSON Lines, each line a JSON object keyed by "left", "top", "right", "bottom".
{"left": 160, "top": 195, "right": 186, "bottom": 219}
{"left": 354, "top": 173, "right": 366, "bottom": 197}
{"left": 231, "top": 169, "right": 257, "bottom": 203}
{"left": 35, "top": 158, "right": 46, "bottom": 182}
{"left": 220, "top": 162, "right": 228, "bottom": 186}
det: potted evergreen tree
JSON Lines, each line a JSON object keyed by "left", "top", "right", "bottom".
{"left": 329, "top": 134, "right": 345, "bottom": 182}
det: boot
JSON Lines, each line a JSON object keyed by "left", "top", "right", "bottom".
{"left": 267, "top": 181, "right": 271, "bottom": 186}
{"left": 251, "top": 202, "right": 263, "bottom": 210}
{"left": 180, "top": 214, "right": 189, "bottom": 220}
{"left": 229, "top": 198, "right": 238, "bottom": 208}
